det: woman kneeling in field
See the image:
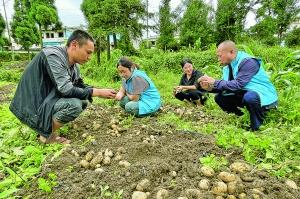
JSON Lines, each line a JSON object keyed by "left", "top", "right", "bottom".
{"left": 115, "top": 57, "right": 161, "bottom": 116}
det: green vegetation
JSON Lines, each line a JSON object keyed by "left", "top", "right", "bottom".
{"left": 99, "top": 185, "right": 123, "bottom": 199}
{"left": 0, "top": 104, "right": 62, "bottom": 198}
{"left": 199, "top": 154, "right": 228, "bottom": 170}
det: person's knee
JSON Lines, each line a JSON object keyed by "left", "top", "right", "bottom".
{"left": 214, "top": 93, "right": 222, "bottom": 104}
{"left": 120, "top": 96, "right": 130, "bottom": 108}
{"left": 124, "top": 101, "right": 139, "bottom": 115}
{"left": 69, "top": 99, "right": 84, "bottom": 115}
{"left": 243, "top": 91, "right": 260, "bottom": 105}
{"left": 174, "top": 92, "right": 184, "bottom": 101}
{"left": 53, "top": 98, "right": 83, "bottom": 123}
{"left": 188, "top": 91, "right": 200, "bottom": 100}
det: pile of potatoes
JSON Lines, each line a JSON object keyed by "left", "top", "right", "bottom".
{"left": 79, "top": 147, "right": 128, "bottom": 170}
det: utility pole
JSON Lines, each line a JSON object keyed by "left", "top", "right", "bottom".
{"left": 2, "top": 0, "right": 13, "bottom": 51}
{"left": 146, "top": 0, "right": 149, "bottom": 48}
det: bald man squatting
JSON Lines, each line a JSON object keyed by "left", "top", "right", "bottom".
{"left": 199, "top": 40, "right": 278, "bottom": 131}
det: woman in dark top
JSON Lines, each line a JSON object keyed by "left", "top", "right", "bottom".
{"left": 174, "top": 58, "right": 207, "bottom": 106}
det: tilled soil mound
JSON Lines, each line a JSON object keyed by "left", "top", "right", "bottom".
{"left": 19, "top": 104, "right": 300, "bottom": 199}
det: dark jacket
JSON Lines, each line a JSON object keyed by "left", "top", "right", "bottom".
{"left": 10, "top": 46, "right": 92, "bottom": 137}
{"left": 179, "top": 69, "right": 204, "bottom": 90}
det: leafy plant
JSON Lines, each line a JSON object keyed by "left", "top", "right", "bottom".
{"left": 100, "top": 185, "right": 123, "bottom": 199}
{"left": 199, "top": 154, "right": 228, "bottom": 170}
{"left": 38, "top": 173, "right": 57, "bottom": 193}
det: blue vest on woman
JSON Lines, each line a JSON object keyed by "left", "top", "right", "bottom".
{"left": 124, "top": 69, "right": 161, "bottom": 115}
{"left": 222, "top": 51, "right": 278, "bottom": 106}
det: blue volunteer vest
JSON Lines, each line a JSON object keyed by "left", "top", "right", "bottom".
{"left": 124, "top": 69, "right": 161, "bottom": 115}
{"left": 222, "top": 51, "right": 278, "bottom": 106}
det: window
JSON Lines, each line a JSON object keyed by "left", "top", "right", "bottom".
{"left": 58, "top": 32, "right": 64, "bottom": 38}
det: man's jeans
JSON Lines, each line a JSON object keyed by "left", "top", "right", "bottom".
{"left": 215, "top": 91, "right": 277, "bottom": 131}
{"left": 53, "top": 98, "right": 88, "bottom": 124}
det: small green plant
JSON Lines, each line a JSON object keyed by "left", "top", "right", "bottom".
{"left": 100, "top": 185, "right": 123, "bottom": 199}
{"left": 38, "top": 173, "right": 57, "bottom": 193}
{"left": 120, "top": 114, "right": 135, "bottom": 128}
{"left": 158, "top": 112, "right": 195, "bottom": 131}
{"left": 199, "top": 154, "right": 228, "bottom": 170}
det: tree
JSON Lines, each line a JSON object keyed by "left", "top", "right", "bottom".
{"left": 11, "top": 0, "right": 39, "bottom": 51}
{"left": 29, "top": 0, "right": 59, "bottom": 46}
{"left": 179, "top": 0, "right": 214, "bottom": 49}
{"left": 0, "top": 14, "right": 5, "bottom": 48}
{"left": 252, "top": 0, "right": 300, "bottom": 44}
{"left": 81, "top": 0, "right": 146, "bottom": 61}
{"left": 250, "top": 16, "right": 278, "bottom": 45}
{"left": 157, "top": 0, "right": 177, "bottom": 50}
{"left": 215, "top": 0, "right": 251, "bottom": 44}
{"left": 285, "top": 27, "right": 300, "bottom": 47}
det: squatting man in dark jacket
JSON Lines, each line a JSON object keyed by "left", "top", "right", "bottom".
{"left": 10, "top": 30, "right": 116, "bottom": 144}
{"left": 198, "top": 40, "right": 278, "bottom": 131}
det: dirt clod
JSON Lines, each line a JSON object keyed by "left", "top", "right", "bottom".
{"left": 185, "top": 188, "right": 202, "bottom": 198}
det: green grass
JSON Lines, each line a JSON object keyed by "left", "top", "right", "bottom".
{"left": 0, "top": 104, "right": 63, "bottom": 198}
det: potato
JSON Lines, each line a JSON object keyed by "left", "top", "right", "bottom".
{"left": 230, "top": 162, "right": 251, "bottom": 173}
{"left": 103, "top": 156, "right": 111, "bottom": 165}
{"left": 156, "top": 189, "right": 169, "bottom": 199}
{"left": 85, "top": 150, "right": 95, "bottom": 162}
{"left": 132, "top": 191, "right": 148, "bottom": 199}
{"left": 227, "top": 181, "right": 237, "bottom": 194}
{"left": 94, "top": 168, "right": 104, "bottom": 174}
{"left": 198, "top": 179, "right": 210, "bottom": 190}
{"left": 119, "top": 160, "right": 131, "bottom": 168}
{"left": 227, "top": 195, "right": 236, "bottom": 199}
{"left": 111, "top": 124, "right": 118, "bottom": 130}
{"left": 136, "top": 179, "right": 151, "bottom": 192}
{"left": 212, "top": 181, "right": 227, "bottom": 195}
{"left": 80, "top": 159, "right": 90, "bottom": 168}
{"left": 238, "top": 193, "right": 247, "bottom": 199}
{"left": 114, "top": 153, "right": 122, "bottom": 161}
{"left": 200, "top": 166, "right": 215, "bottom": 177}
{"left": 218, "top": 172, "right": 236, "bottom": 182}
{"left": 90, "top": 152, "right": 104, "bottom": 168}
{"left": 104, "top": 148, "right": 114, "bottom": 157}
{"left": 285, "top": 179, "right": 298, "bottom": 189}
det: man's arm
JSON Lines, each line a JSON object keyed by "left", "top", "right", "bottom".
{"left": 213, "top": 58, "right": 260, "bottom": 92}
{"left": 47, "top": 54, "right": 92, "bottom": 100}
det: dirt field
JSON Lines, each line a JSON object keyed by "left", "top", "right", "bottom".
{"left": 17, "top": 104, "right": 300, "bottom": 199}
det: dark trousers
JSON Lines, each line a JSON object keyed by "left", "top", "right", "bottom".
{"left": 175, "top": 90, "right": 207, "bottom": 104}
{"left": 214, "top": 91, "right": 271, "bottom": 131}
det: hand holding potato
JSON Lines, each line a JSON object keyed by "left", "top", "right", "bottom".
{"left": 198, "top": 75, "right": 215, "bottom": 91}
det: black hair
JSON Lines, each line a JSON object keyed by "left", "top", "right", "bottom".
{"left": 66, "top": 29, "right": 94, "bottom": 47}
{"left": 117, "top": 57, "right": 139, "bottom": 70}
{"left": 180, "top": 58, "right": 193, "bottom": 68}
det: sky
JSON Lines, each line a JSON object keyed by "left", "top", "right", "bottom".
{"left": 0, "top": 0, "right": 256, "bottom": 37}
